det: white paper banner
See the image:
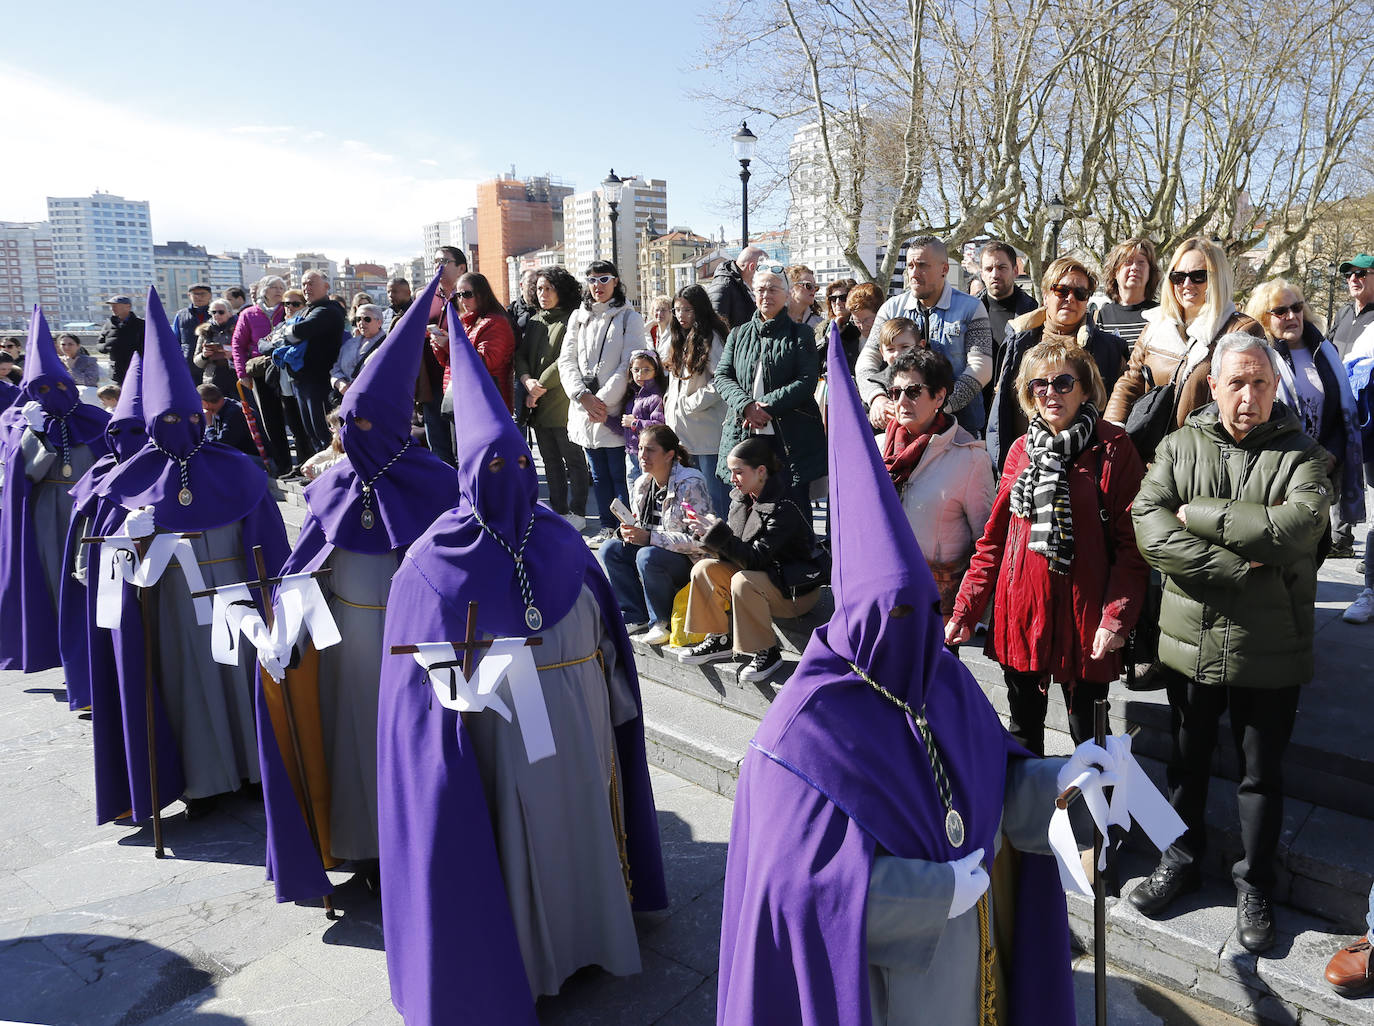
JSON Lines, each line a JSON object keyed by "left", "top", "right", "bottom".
{"left": 1049, "top": 734, "right": 1187, "bottom": 896}
{"left": 210, "top": 573, "right": 341, "bottom": 678}
{"left": 411, "top": 640, "right": 556, "bottom": 764}
{"left": 95, "top": 529, "right": 212, "bottom": 629}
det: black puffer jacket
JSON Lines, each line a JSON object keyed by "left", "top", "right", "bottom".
{"left": 705, "top": 261, "right": 756, "bottom": 330}
{"left": 701, "top": 472, "right": 820, "bottom": 595}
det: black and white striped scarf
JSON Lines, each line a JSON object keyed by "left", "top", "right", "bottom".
{"left": 1009, "top": 404, "right": 1098, "bottom": 574}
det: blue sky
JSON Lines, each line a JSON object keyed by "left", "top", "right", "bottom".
{"left": 2, "top": 0, "right": 780, "bottom": 264}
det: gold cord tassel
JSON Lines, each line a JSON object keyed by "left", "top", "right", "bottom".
{"left": 977, "top": 889, "right": 998, "bottom": 1025}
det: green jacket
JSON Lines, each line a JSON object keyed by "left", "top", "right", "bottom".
{"left": 514, "top": 307, "right": 571, "bottom": 430}
{"left": 1132, "top": 401, "right": 1331, "bottom": 688}
{"left": 713, "top": 310, "right": 826, "bottom": 487}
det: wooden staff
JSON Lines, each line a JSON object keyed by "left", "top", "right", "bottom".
{"left": 1055, "top": 698, "right": 1110, "bottom": 1026}
{"left": 391, "top": 601, "right": 542, "bottom": 703}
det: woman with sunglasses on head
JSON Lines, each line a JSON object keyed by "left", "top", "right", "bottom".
{"left": 880, "top": 348, "right": 995, "bottom": 625}
{"left": 1104, "top": 236, "right": 1264, "bottom": 431}
{"left": 947, "top": 339, "right": 1148, "bottom": 754}
{"left": 986, "top": 256, "right": 1128, "bottom": 470}
{"left": 430, "top": 272, "right": 515, "bottom": 413}
{"left": 785, "top": 265, "right": 823, "bottom": 329}
{"left": 558, "top": 261, "right": 647, "bottom": 547}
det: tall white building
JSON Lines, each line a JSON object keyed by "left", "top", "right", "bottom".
{"left": 154, "top": 241, "right": 211, "bottom": 309}
{"left": 208, "top": 254, "right": 244, "bottom": 294}
{"left": 787, "top": 122, "right": 894, "bottom": 286}
{"left": 561, "top": 175, "right": 667, "bottom": 309}
{"left": 47, "top": 192, "right": 154, "bottom": 325}
{"left": 0, "top": 222, "right": 60, "bottom": 331}
{"left": 421, "top": 209, "right": 478, "bottom": 260}
{"left": 288, "top": 253, "right": 337, "bottom": 287}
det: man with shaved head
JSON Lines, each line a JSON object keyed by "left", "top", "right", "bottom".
{"left": 707, "top": 245, "right": 770, "bottom": 329}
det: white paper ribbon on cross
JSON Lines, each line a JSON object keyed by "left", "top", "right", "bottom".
{"left": 410, "top": 640, "right": 556, "bottom": 764}
{"left": 1049, "top": 733, "right": 1186, "bottom": 896}
{"left": 95, "top": 530, "right": 212, "bottom": 629}
{"left": 209, "top": 573, "right": 341, "bottom": 678}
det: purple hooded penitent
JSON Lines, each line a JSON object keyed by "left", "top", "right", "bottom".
{"left": 0, "top": 307, "right": 109, "bottom": 671}
{"left": 375, "top": 308, "right": 666, "bottom": 1025}
{"left": 714, "top": 324, "right": 1075, "bottom": 1025}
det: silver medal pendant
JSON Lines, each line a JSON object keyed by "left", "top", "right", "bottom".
{"left": 61, "top": 464, "right": 73, "bottom": 478}
{"left": 178, "top": 487, "right": 193, "bottom": 506}
{"left": 524, "top": 605, "right": 543, "bottom": 631}
{"left": 945, "top": 808, "right": 965, "bottom": 848}
{"left": 361, "top": 508, "right": 375, "bottom": 529}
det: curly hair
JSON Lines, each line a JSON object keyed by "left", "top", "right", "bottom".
{"left": 535, "top": 265, "right": 581, "bottom": 311}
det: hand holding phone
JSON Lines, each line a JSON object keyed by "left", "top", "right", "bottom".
{"left": 609, "top": 497, "right": 635, "bottom": 525}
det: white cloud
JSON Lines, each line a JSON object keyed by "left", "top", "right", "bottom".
{"left": 1, "top": 65, "right": 479, "bottom": 263}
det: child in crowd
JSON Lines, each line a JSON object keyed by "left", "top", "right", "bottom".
{"left": 96, "top": 384, "right": 121, "bottom": 410}
{"left": 620, "top": 348, "right": 667, "bottom": 482}
{"left": 865, "top": 316, "right": 926, "bottom": 431}
{"left": 301, "top": 410, "right": 348, "bottom": 481}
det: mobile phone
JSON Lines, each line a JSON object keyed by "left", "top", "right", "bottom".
{"left": 609, "top": 498, "right": 635, "bottom": 525}
{"left": 681, "top": 501, "right": 698, "bottom": 518}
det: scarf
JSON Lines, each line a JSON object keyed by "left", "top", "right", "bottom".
{"left": 882, "top": 411, "right": 952, "bottom": 488}
{"left": 1009, "top": 403, "right": 1098, "bottom": 574}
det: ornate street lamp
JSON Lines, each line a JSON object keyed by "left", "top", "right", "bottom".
{"left": 732, "top": 121, "right": 758, "bottom": 248}
{"left": 1048, "top": 194, "right": 1066, "bottom": 261}
{"left": 603, "top": 169, "right": 623, "bottom": 269}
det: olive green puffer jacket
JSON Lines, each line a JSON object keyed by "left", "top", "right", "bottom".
{"left": 1132, "top": 401, "right": 1331, "bottom": 688}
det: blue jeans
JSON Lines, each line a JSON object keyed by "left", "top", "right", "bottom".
{"left": 1366, "top": 881, "right": 1373, "bottom": 941}
{"left": 626, "top": 449, "right": 642, "bottom": 486}
{"left": 585, "top": 445, "right": 629, "bottom": 529}
{"left": 597, "top": 539, "right": 692, "bottom": 625}
{"left": 695, "top": 452, "right": 731, "bottom": 517}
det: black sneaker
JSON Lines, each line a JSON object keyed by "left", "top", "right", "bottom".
{"left": 678, "top": 634, "right": 732, "bottom": 665}
{"left": 1330, "top": 540, "right": 1356, "bottom": 559}
{"left": 1128, "top": 860, "right": 1200, "bottom": 916}
{"left": 739, "top": 646, "right": 784, "bottom": 683}
{"left": 1237, "top": 890, "right": 1277, "bottom": 953}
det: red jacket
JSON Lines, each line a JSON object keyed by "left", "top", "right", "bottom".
{"left": 950, "top": 419, "right": 1147, "bottom": 684}
{"left": 431, "top": 309, "right": 516, "bottom": 412}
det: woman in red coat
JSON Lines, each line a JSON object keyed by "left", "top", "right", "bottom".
{"left": 431, "top": 272, "right": 515, "bottom": 411}
{"left": 946, "top": 338, "right": 1147, "bottom": 754}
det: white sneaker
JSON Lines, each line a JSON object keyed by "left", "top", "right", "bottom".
{"left": 586, "top": 527, "right": 616, "bottom": 549}
{"left": 641, "top": 623, "right": 672, "bottom": 645}
{"left": 1344, "top": 588, "right": 1374, "bottom": 624}
{"left": 563, "top": 512, "right": 587, "bottom": 531}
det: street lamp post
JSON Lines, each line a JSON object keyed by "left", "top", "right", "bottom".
{"left": 732, "top": 121, "right": 758, "bottom": 248}
{"left": 1328, "top": 260, "right": 1339, "bottom": 327}
{"left": 603, "top": 169, "right": 623, "bottom": 270}
{"left": 1047, "top": 194, "right": 1066, "bottom": 262}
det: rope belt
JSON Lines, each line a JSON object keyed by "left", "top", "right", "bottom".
{"left": 197, "top": 556, "right": 239, "bottom": 566}
{"left": 977, "top": 890, "right": 996, "bottom": 1024}
{"left": 334, "top": 595, "right": 387, "bottom": 611}
{"left": 536, "top": 649, "right": 602, "bottom": 672}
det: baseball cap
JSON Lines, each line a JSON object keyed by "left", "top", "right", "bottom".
{"left": 1338, "top": 254, "right": 1374, "bottom": 274}
{"left": 105, "top": 294, "right": 133, "bottom": 305}
{"left": 188, "top": 282, "right": 213, "bottom": 293}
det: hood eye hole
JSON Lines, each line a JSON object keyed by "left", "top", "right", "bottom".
{"left": 517, "top": 455, "right": 529, "bottom": 469}
{"left": 889, "top": 603, "right": 914, "bottom": 619}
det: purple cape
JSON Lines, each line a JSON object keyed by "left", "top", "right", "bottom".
{"left": 715, "top": 324, "right": 1075, "bottom": 1026}
{"left": 0, "top": 307, "right": 109, "bottom": 671}
{"left": 255, "top": 273, "right": 457, "bottom": 904}
{"left": 376, "top": 311, "right": 665, "bottom": 1024}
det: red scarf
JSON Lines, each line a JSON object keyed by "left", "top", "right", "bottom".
{"left": 882, "top": 411, "right": 952, "bottom": 488}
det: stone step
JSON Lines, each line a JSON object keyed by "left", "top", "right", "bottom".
{"left": 1066, "top": 853, "right": 1374, "bottom": 1026}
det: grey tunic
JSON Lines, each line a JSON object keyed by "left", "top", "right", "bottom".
{"left": 465, "top": 584, "right": 642, "bottom": 998}
{"left": 865, "top": 757, "right": 1073, "bottom": 1026}
{"left": 153, "top": 524, "right": 261, "bottom": 799}
{"left": 20, "top": 430, "right": 96, "bottom": 608}
{"left": 315, "top": 546, "right": 398, "bottom": 861}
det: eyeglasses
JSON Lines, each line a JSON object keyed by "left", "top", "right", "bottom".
{"left": 1267, "top": 302, "right": 1304, "bottom": 318}
{"left": 453, "top": 289, "right": 476, "bottom": 299}
{"left": 587, "top": 274, "right": 615, "bottom": 285}
{"left": 796, "top": 281, "right": 819, "bottom": 292}
{"left": 886, "top": 383, "right": 932, "bottom": 401}
{"left": 1168, "top": 269, "right": 1209, "bottom": 286}
{"left": 1347, "top": 269, "right": 1370, "bottom": 281}
{"left": 1028, "top": 373, "right": 1079, "bottom": 397}
{"left": 1048, "top": 283, "right": 1091, "bottom": 302}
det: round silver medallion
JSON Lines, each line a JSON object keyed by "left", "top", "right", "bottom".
{"left": 945, "top": 808, "right": 965, "bottom": 848}
{"left": 361, "top": 508, "right": 375, "bottom": 529}
{"left": 178, "top": 487, "right": 193, "bottom": 506}
{"left": 62, "top": 464, "right": 73, "bottom": 478}
{"left": 524, "top": 605, "right": 543, "bottom": 631}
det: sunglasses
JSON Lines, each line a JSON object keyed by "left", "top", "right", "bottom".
{"left": 796, "top": 281, "right": 819, "bottom": 292}
{"left": 587, "top": 274, "right": 615, "bottom": 285}
{"left": 1267, "top": 302, "right": 1304, "bottom": 318}
{"left": 829, "top": 293, "right": 850, "bottom": 304}
{"left": 453, "top": 290, "right": 476, "bottom": 299}
{"left": 211, "top": 309, "right": 229, "bottom": 316}
{"left": 287, "top": 300, "right": 305, "bottom": 308}
{"left": 1028, "top": 373, "right": 1079, "bottom": 397}
{"left": 757, "top": 264, "right": 786, "bottom": 276}
{"left": 356, "top": 316, "right": 375, "bottom": 324}
{"left": 1048, "top": 283, "right": 1091, "bottom": 302}
{"left": 1168, "top": 268, "right": 1209, "bottom": 286}
{"left": 886, "top": 382, "right": 932, "bottom": 401}
{"left": 1347, "top": 269, "right": 1370, "bottom": 281}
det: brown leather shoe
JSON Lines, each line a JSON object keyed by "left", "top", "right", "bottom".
{"left": 1325, "top": 937, "right": 1373, "bottom": 996}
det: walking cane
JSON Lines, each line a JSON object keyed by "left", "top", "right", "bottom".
{"left": 1055, "top": 698, "right": 1110, "bottom": 1026}
{"left": 235, "top": 379, "right": 271, "bottom": 468}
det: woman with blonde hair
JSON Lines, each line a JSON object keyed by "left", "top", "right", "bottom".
{"left": 947, "top": 339, "right": 1147, "bottom": 753}
{"left": 1105, "top": 236, "right": 1264, "bottom": 436}
{"left": 785, "top": 265, "right": 823, "bottom": 329}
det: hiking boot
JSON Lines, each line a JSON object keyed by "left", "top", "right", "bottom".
{"left": 1237, "top": 890, "right": 1277, "bottom": 953}
{"left": 1128, "top": 860, "right": 1200, "bottom": 916}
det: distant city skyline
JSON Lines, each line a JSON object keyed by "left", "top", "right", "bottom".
{"left": 1, "top": 3, "right": 787, "bottom": 267}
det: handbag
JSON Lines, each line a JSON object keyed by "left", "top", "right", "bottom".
{"left": 1123, "top": 353, "right": 1185, "bottom": 463}
{"left": 774, "top": 499, "right": 831, "bottom": 599}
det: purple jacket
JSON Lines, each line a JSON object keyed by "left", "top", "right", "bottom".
{"left": 623, "top": 380, "right": 665, "bottom": 453}
{"left": 230, "top": 303, "right": 285, "bottom": 379}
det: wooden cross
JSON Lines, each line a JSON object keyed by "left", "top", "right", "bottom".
{"left": 391, "top": 600, "right": 542, "bottom": 702}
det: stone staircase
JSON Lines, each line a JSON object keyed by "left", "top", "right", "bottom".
{"left": 630, "top": 580, "right": 1374, "bottom": 1026}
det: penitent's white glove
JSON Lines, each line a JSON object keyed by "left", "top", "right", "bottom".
{"left": 21, "top": 401, "right": 46, "bottom": 432}
{"left": 947, "top": 847, "right": 989, "bottom": 919}
{"left": 1056, "top": 740, "right": 1117, "bottom": 794}
{"left": 124, "top": 505, "right": 156, "bottom": 539}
